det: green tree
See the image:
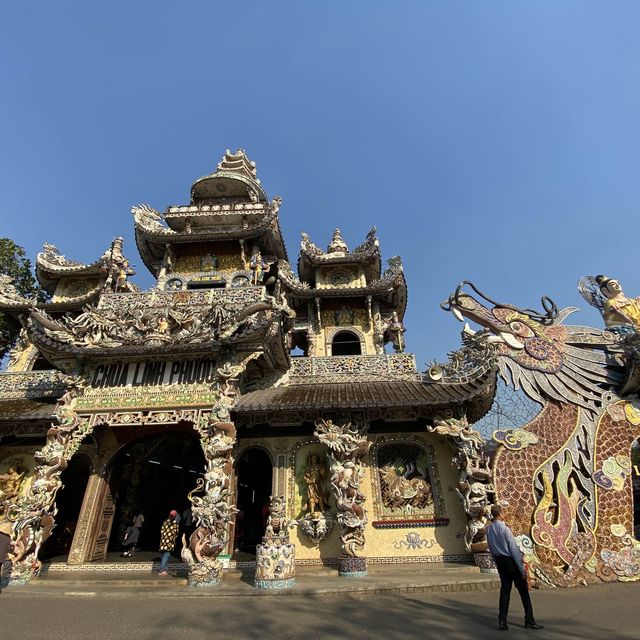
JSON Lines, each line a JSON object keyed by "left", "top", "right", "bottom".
{"left": 0, "top": 238, "right": 49, "bottom": 359}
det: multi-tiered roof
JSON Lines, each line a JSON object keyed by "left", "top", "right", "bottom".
{"left": 133, "top": 149, "right": 287, "bottom": 277}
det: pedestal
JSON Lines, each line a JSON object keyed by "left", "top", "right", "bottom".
{"left": 187, "top": 558, "right": 224, "bottom": 587}
{"left": 474, "top": 551, "right": 498, "bottom": 574}
{"left": 338, "top": 556, "right": 367, "bottom": 577}
{"left": 254, "top": 542, "right": 296, "bottom": 589}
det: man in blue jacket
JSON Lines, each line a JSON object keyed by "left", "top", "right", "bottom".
{"left": 486, "top": 504, "right": 543, "bottom": 631}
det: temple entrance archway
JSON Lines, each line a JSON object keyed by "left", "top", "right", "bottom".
{"left": 41, "top": 454, "right": 92, "bottom": 560}
{"left": 105, "top": 430, "right": 205, "bottom": 554}
{"left": 234, "top": 447, "right": 273, "bottom": 554}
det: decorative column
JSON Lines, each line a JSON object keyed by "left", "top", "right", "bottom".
{"left": 314, "top": 418, "right": 371, "bottom": 577}
{"left": 5, "top": 378, "right": 93, "bottom": 583}
{"left": 182, "top": 368, "right": 239, "bottom": 587}
{"left": 431, "top": 410, "right": 497, "bottom": 573}
{"left": 255, "top": 495, "right": 295, "bottom": 590}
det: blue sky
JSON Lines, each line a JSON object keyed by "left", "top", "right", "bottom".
{"left": 2, "top": 2, "right": 638, "bottom": 366}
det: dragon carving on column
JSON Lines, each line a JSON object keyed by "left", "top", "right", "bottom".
{"left": 430, "top": 408, "right": 495, "bottom": 555}
{"left": 442, "top": 280, "right": 640, "bottom": 587}
{"left": 5, "top": 376, "right": 93, "bottom": 582}
{"left": 182, "top": 366, "right": 240, "bottom": 586}
{"left": 314, "top": 418, "right": 371, "bottom": 576}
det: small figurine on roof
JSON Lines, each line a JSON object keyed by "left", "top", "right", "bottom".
{"left": 386, "top": 311, "right": 406, "bottom": 353}
{"left": 113, "top": 260, "right": 135, "bottom": 292}
{"left": 250, "top": 250, "right": 270, "bottom": 285}
{"left": 579, "top": 275, "right": 640, "bottom": 335}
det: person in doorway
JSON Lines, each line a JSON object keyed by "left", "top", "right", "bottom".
{"left": 121, "top": 522, "right": 139, "bottom": 558}
{"left": 0, "top": 521, "right": 15, "bottom": 592}
{"left": 181, "top": 506, "right": 194, "bottom": 543}
{"left": 486, "top": 505, "right": 543, "bottom": 631}
{"left": 158, "top": 510, "right": 179, "bottom": 576}
{"left": 132, "top": 511, "right": 145, "bottom": 530}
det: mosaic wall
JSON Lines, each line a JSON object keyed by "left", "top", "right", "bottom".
{"left": 442, "top": 279, "right": 640, "bottom": 587}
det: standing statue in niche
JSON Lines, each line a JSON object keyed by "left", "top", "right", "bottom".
{"left": 297, "top": 453, "right": 334, "bottom": 544}
{"left": 302, "top": 453, "right": 328, "bottom": 516}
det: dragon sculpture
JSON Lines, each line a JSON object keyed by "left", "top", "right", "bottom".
{"left": 441, "top": 280, "right": 640, "bottom": 586}
{"left": 181, "top": 384, "right": 239, "bottom": 587}
{"left": 314, "top": 418, "right": 371, "bottom": 576}
{"left": 4, "top": 377, "right": 91, "bottom": 582}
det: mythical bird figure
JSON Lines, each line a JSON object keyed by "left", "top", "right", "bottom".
{"left": 442, "top": 280, "right": 640, "bottom": 586}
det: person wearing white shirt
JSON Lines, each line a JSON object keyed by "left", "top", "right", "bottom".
{"left": 486, "top": 504, "right": 543, "bottom": 631}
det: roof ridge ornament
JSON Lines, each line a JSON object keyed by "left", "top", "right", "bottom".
{"left": 39, "top": 242, "right": 83, "bottom": 268}
{"left": 327, "top": 228, "right": 348, "bottom": 254}
{"left": 216, "top": 148, "right": 258, "bottom": 182}
{"left": 353, "top": 226, "right": 378, "bottom": 254}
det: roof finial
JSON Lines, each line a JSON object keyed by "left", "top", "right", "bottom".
{"left": 327, "top": 228, "right": 348, "bottom": 254}
{"left": 216, "top": 149, "right": 258, "bottom": 180}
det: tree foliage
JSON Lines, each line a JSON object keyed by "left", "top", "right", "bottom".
{"left": 0, "top": 237, "right": 49, "bottom": 359}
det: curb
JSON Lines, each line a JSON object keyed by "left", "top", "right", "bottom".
{"left": 2, "top": 577, "right": 501, "bottom": 599}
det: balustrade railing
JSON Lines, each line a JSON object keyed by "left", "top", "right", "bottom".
{"left": 98, "top": 286, "right": 264, "bottom": 310}
{"left": 289, "top": 353, "right": 419, "bottom": 382}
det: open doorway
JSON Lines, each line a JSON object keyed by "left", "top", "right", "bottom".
{"left": 234, "top": 448, "right": 273, "bottom": 555}
{"left": 106, "top": 431, "right": 205, "bottom": 554}
{"left": 41, "top": 454, "right": 92, "bottom": 560}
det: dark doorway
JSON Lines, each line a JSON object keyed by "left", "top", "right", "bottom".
{"left": 331, "top": 330, "right": 362, "bottom": 356}
{"left": 41, "top": 455, "right": 92, "bottom": 559}
{"left": 234, "top": 448, "right": 272, "bottom": 554}
{"left": 107, "top": 431, "right": 205, "bottom": 553}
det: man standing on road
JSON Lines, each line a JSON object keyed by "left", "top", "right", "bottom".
{"left": 486, "top": 504, "right": 543, "bottom": 631}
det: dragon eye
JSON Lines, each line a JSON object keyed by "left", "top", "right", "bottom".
{"left": 509, "top": 321, "right": 534, "bottom": 338}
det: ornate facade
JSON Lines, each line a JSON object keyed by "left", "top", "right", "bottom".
{"left": 4, "top": 150, "right": 637, "bottom": 589}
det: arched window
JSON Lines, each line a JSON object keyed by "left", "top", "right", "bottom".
{"left": 331, "top": 330, "right": 361, "bottom": 356}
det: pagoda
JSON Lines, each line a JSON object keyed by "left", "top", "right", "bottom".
{"left": 0, "top": 150, "right": 496, "bottom": 586}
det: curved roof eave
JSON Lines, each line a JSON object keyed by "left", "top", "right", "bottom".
{"left": 190, "top": 171, "right": 268, "bottom": 203}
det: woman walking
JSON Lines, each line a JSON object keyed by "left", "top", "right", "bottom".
{"left": 158, "top": 510, "right": 179, "bottom": 576}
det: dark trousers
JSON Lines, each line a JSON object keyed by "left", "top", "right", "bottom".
{"left": 493, "top": 555, "right": 535, "bottom": 624}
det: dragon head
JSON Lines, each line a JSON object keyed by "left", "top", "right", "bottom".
{"left": 441, "top": 281, "right": 624, "bottom": 409}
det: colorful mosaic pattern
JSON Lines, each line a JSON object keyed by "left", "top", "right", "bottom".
{"left": 444, "top": 281, "right": 640, "bottom": 587}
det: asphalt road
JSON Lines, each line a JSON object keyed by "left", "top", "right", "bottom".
{"left": 1, "top": 582, "right": 637, "bottom": 639}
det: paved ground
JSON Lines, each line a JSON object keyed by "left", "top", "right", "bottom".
{"left": 1, "top": 581, "right": 638, "bottom": 639}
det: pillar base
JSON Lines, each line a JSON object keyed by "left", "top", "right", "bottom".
{"left": 187, "top": 576, "right": 223, "bottom": 588}
{"left": 255, "top": 541, "right": 295, "bottom": 589}
{"left": 186, "top": 558, "right": 224, "bottom": 587}
{"left": 338, "top": 556, "right": 367, "bottom": 577}
{"left": 473, "top": 551, "right": 498, "bottom": 574}
{"left": 255, "top": 578, "right": 295, "bottom": 590}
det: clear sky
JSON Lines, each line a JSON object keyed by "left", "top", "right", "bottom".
{"left": 1, "top": 2, "right": 638, "bottom": 367}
